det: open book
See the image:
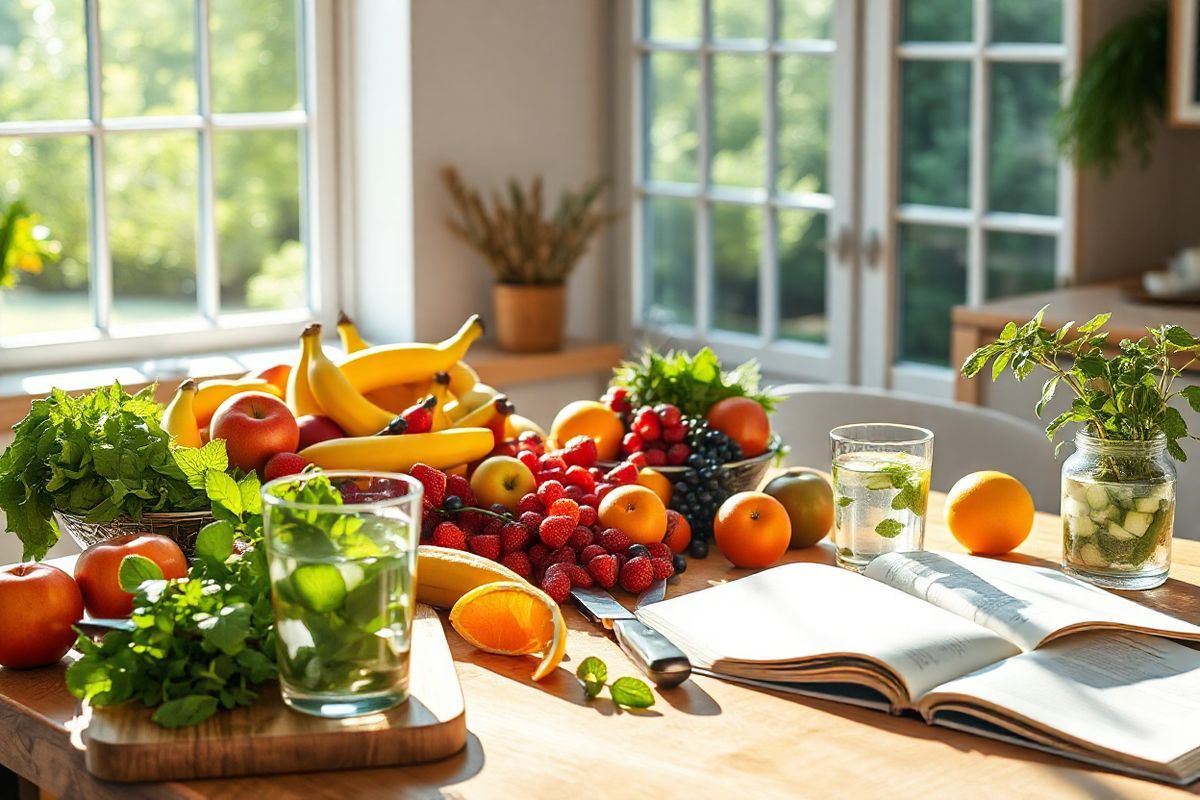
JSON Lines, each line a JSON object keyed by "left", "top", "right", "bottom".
{"left": 636, "top": 551, "right": 1200, "bottom": 785}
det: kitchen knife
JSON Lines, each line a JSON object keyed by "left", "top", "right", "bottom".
{"left": 570, "top": 585, "right": 691, "bottom": 688}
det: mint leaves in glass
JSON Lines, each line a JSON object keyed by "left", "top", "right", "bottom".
{"left": 830, "top": 424, "right": 933, "bottom": 571}
{"left": 262, "top": 471, "right": 421, "bottom": 718}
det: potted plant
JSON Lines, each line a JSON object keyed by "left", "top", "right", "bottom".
{"left": 441, "top": 167, "right": 616, "bottom": 353}
{"left": 962, "top": 308, "right": 1200, "bottom": 590}
{"left": 0, "top": 198, "right": 60, "bottom": 290}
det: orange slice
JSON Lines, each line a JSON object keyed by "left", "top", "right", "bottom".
{"left": 448, "top": 580, "right": 566, "bottom": 681}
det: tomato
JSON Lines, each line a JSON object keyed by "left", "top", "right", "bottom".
{"left": 73, "top": 533, "right": 187, "bottom": 618}
{"left": 0, "top": 563, "right": 84, "bottom": 668}
{"left": 705, "top": 397, "right": 771, "bottom": 458}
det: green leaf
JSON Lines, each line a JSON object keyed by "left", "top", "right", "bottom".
{"left": 1161, "top": 325, "right": 1197, "bottom": 348}
{"left": 206, "top": 470, "right": 243, "bottom": 518}
{"left": 173, "top": 439, "right": 229, "bottom": 490}
{"left": 1077, "top": 313, "right": 1111, "bottom": 334}
{"left": 1035, "top": 376, "right": 1060, "bottom": 418}
{"left": 609, "top": 676, "right": 655, "bottom": 709}
{"left": 1161, "top": 406, "right": 1188, "bottom": 440}
{"left": 991, "top": 351, "right": 1011, "bottom": 381}
{"left": 1181, "top": 386, "right": 1200, "bottom": 413}
{"left": 196, "top": 603, "right": 251, "bottom": 655}
{"left": 152, "top": 695, "right": 220, "bottom": 728}
{"left": 238, "top": 473, "right": 262, "bottom": 516}
{"left": 875, "top": 519, "right": 903, "bottom": 538}
{"left": 576, "top": 656, "right": 608, "bottom": 699}
{"left": 836, "top": 496, "right": 854, "bottom": 507}
{"left": 195, "top": 520, "right": 235, "bottom": 566}
{"left": 999, "top": 321, "right": 1017, "bottom": 341}
{"left": 118, "top": 554, "right": 164, "bottom": 593}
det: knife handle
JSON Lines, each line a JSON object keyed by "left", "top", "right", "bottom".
{"left": 612, "top": 618, "right": 691, "bottom": 688}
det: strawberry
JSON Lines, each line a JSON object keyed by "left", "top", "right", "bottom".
{"left": 539, "top": 515, "right": 575, "bottom": 549}
{"left": 631, "top": 407, "right": 662, "bottom": 442}
{"left": 547, "top": 546, "right": 577, "bottom": 566}
{"left": 501, "top": 522, "right": 532, "bottom": 554}
{"left": 586, "top": 553, "right": 619, "bottom": 589}
{"left": 578, "top": 505, "right": 598, "bottom": 527}
{"left": 501, "top": 551, "right": 532, "bottom": 579}
{"left": 519, "top": 510, "right": 545, "bottom": 529}
{"left": 568, "top": 525, "right": 594, "bottom": 550}
{"left": 626, "top": 452, "right": 647, "bottom": 469}
{"left": 643, "top": 449, "right": 667, "bottom": 467}
{"left": 651, "top": 557, "right": 675, "bottom": 581}
{"left": 621, "top": 431, "right": 644, "bottom": 455}
{"left": 528, "top": 543, "right": 551, "bottom": 569}
{"left": 580, "top": 544, "right": 607, "bottom": 564}
{"left": 517, "top": 492, "right": 544, "bottom": 515}
{"left": 536, "top": 480, "right": 566, "bottom": 507}
{"left": 538, "top": 468, "right": 566, "bottom": 485}
{"left": 540, "top": 568, "right": 570, "bottom": 603}
{"left": 598, "top": 528, "right": 631, "bottom": 554}
{"left": 410, "top": 463, "right": 447, "bottom": 507}
{"left": 605, "top": 462, "right": 638, "bottom": 486}
{"left": 562, "top": 435, "right": 599, "bottom": 468}
{"left": 432, "top": 521, "right": 467, "bottom": 550}
{"left": 604, "top": 386, "right": 632, "bottom": 414}
{"left": 539, "top": 454, "right": 567, "bottom": 472}
{"left": 468, "top": 534, "right": 501, "bottom": 561}
{"left": 445, "top": 474, "right": 476, "bottom": 504}
{"left": 518, "top": 431, "right": 544, "bottom": 453}
{"left": 595, "top": 482, "right": 616, "bottom": 500}
{"left": 547, "top": 498, "right": 580, "bottom": 525}
{"left": 666, "top": 443, "right": 690, "bottom": 466}
{"left": 483, "top": 515, "right": 506, "bottom": 536}
{"left": 655, "top": 404, "right": 682, "bottom": 428}
{"left": 563, "top": 484, "right": 586, "bottom": 502}
{"left": 458, "top": 510, "right": 485, "bottom": 535}
{"left": 517, "top": 449, "right": 540, "bottom": 473}
{"left": 564, "top": 465, "right": 596, "bottom": 493}
{"left": 401, "top": 396, "right": 437, "bottom": 434}
{"left": 263, "top": 452, "right": 310, "bottom": 481}
{"left": 619, "top": 556, "right": 655, "bottom": 593}
{"left": 646, "top": 542, "right": 672, "bottom": 560}
{"left": 662, "top": 424, "right": 687, "bottom": 444}
{"left": 559, "top": 563, "right": 594, "bottom": 588}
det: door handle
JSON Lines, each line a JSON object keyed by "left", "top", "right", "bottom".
{"left": 862, "top": 229, "right": 883, "bottom": 269}
{"left": 817, "top": 225, "right": 855, "bottom": 265}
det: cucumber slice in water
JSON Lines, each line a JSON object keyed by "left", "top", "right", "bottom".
{"left": 1134, "top": 497, "right": 1161, "bottom": 513}
{"left": 1104, "top": 522, "right": 1135, "bottom": 542}
{"left": 1085, "top": 485, "right": 1109, "bottom": 510}
{"left": 291, "top": 563, "right": 348, "bottom": 613}
{"left": 1122, "top": 511, "right": 1152, "bottom": 537}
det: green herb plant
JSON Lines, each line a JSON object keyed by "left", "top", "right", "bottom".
{"left": 610, "top": 346, "right": 777, "bottom": 419}
{"left": 575, "top": 656, "right": 655, "bottom": 709}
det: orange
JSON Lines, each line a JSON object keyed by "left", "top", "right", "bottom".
{"left": 598, "top": 485, "right": 668, "bottom": 546}
{"left": 549, "top": 401, "right": 625, "bottom": 461}
{"left": 713, "top": 491, "right": 791, "bottom": 568}
{"left": 945, "top": 471, "right": 1034, "bottom": 555}
{"left": 448, "top": 580, "right": 566, "bottom": 681}
{"left": 706, "top": 397, "right": 771, "bottom": 457}
{"left": 636, "top": 468, "right": 673, "bottom": 506}
{"left": 663, "top": 509, "right": 692, "bottom": 554}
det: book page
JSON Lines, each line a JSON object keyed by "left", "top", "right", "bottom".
{"left": 865, "top": 551, "right": 1200, "bottom": 652}
{"left": 636, "top": 563, "right": 1019, "bottom": 701}
{"left": 920, "top": 632, "right": 1200, "bottom": 768}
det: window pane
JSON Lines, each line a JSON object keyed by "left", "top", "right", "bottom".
{"left": 779, "top": 0, "right": 834, "bottom": 41}
{"left": 711, "top": 54, "right": 764, "bottom": 188}
{"left": 989, "top": 62, "right": 1060, "bottom": 216}
{"left": 215, "top": 129, "right": 305, "bottom": 315}
{"left": 778, "top": 209, "right": 827, "bottom": 344}
{"left": 987, "top": 231, "right": 1056, "bottom": 299}
{"left": 712, "top": 203, "right": 760, "bottom": 335}
{"left": 644, "top": 196, "right": 695, "bottom": 326}
{"left": 902, "top": 0, "right": 973, "bottom": 42}
{"left": 107, "top": 132, "right": 200, "bottom": 327}
{"left": 897, "top": 223, "right": 967, "bottom": 365}
{"left": 712, "top": 0, "right": 766, "bottom": 40}
{"left": 645, "top": 52, "right": 699, "bottom": 183}
{"left": 777, "top": 55, "right": 830, "bottom": 195}
{"left": 991, "top": 0, "right": 1062, "bottom": 43}
{"left": 0, "top": 0, "right": 88, "bottom": 121}
{"left": 211, "top": 0, "right": 301, "bottom": 113}
{"left": 0, "top": 136, "right": 91, "bottom": 338}
{"left": 900, "top": 60, "right": 970, "bottom": 207}
{"left": 645, "top": 0, "right": 700, "bottom": 40}
{"left": 101, "top": 0, "right": 196, "bottom": 117}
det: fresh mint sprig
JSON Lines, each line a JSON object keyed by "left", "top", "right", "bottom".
{"left": 575, "top": 656, "right": 656, "bottom": 709}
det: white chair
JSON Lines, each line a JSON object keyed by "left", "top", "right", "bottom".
{"left": 770, "top": 384, "right": 1061, "bottom": 512}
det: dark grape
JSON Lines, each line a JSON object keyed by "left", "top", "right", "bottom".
{"left": 688, "top": 539, "right": 709, "bottom": 558}
{"left": 672, "top": 554, "right": 687, "bottom": 574}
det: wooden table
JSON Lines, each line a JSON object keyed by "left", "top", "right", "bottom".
{"left": 4, "top": 488, "right": 1200, "bottom": 799}
{"left": 952, "top": 283, "right": 1200, "bottom": 404}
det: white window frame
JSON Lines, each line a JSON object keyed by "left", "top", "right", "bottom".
{"left": 0, "top": 0, "right": 340, "bottom": 375}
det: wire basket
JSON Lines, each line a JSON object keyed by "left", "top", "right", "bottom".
{"left": 53, "top": 510, "right": 214, "bottom": 557}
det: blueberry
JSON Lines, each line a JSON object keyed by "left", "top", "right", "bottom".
{"left": 443, "top": 495, "right": 464, "bottom": 512}
{"left": 627, "top": 544, "right": 651, "bottom": 560}
{"left": 686, "top": 453, "right": 706, "bottom": 469}
{"left": 672, "top": 554, "right": 687, "bottom": 574}
{"left": 688, "top": 539, "right": 709, "bottom": 558}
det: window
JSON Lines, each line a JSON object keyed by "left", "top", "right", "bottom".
{"left": 0, "top": 0, "right": 334, "bottom": 371}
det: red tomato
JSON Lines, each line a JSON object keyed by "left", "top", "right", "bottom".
{"left": 0, "top": 563, "right": 84, "bottom": 668}
{"left": 73, "top": 533, "right": 187, "bottom": 618}
{"left": 705, "top": 397, "right": 771, "bottom": 458}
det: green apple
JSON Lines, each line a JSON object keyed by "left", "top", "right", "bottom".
{"left": 763, "top": 469, "right": 833, "bottom": 549}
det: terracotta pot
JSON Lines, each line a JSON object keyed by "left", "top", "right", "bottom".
{"left": 492, "top": 283, "right": 565, "bottom": 353}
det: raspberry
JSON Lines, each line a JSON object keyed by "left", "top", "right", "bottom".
{"left": 643, "top": 449, "right": 667, "bottom": 467}
{"left": 517, "top": 492, "right": 543, "bottom": 515}
{"left": 562, "top": 435, "right": 598, "bottom": 468}
{"left": 605, "top": 462, "right": 638, "bottom": 486}
{"left": 655, "top": 404, "right": 682, "bottom": 428}
{"left": 501, "top": 522, "right": 532, "bottom": 554}
{"left": 580, "top": 544, "right": 607, "bottom": 564}
{"left": 410, "top": 463, "right": 447, "bottom": 507}
{"left": 568, "top": 525, "right": 595, "bottom": 550}
{"left": 666, "top": 443, "right": 690, "bottom": 466}
{"left": 619, "top": 556, "right": 655, "bottom": 593}
{"left": 483, "top": 516, "right": 505, "bottom": 536}
{"left": 432, "top": 521, "right": 467, "bottom": 550}
{"left": 528, "top": 543, "right": 551, "bottom": 569}
{"left": 540, "top": 568, "right": 570, "bottom": 603}
{"left": 539, "top": 515, "right": 575, "bottom": 549}
{"left": 536, "top": 480, "right": 565, "bottom": 507}
{"left": 578, "top": 505, "right": 598, "bottom": 526}
{"left": 547, "top": 497, "right": 581, "bottom": 525}
{"left": 517, "top": 449, "right": 540, "bottom": 473}
{"left": 651, "top": 557, "right": 675, "bottom": 581}
{"left": 564, "top": 465, "right": 596, "bottom": 493}
{"left": 445, "top": 474, "right": 476, "bottom": 504}
{"left": 468, "top": 534, "right": 501, "bottom": 560}
{"left": 646, "top": 542, "right": 672, "bottom": 560}
{"left": 621, "top": 431, "right": 644, "bottom": 455}
{"left": 547, "top": 546, "right": 577, "bottom": 566}
{"left": 598, "top": 528, "right": 631, "bottom": 554}
{"left": 585, "top": 553, "right": 619, "bottom": 589}
{"left": 519, "top": 510, "right": 545, "bottom": 529}
{"left": 501, "top": 551, "right": 532, "bottom": 579}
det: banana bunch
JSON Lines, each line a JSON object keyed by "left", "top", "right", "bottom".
{"left": 416, "top": 545, "right": 529, "bottom": 608}
{"left": 160, "top": 374, "right": 284, "bottom": 446}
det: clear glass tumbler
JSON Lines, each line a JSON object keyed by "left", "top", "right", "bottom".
{"left": 262, "top": 470, "right": 421, "bottom": 718}
{"left": 830, "top": 423, "right": 933, "bottom": 571}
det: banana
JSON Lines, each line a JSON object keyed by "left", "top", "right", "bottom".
{"left": 298, "top": 427, "right": 495, "bottom": 472}
{"left": 506, "top": 413, "right": 547, "bottom": 440}
{"left": 445, "top": 382, "right": 503, "bottom": 422}
{"left": 286, "top": 334, "right": 323, "bottom": 418}
{"left": 338, "top": 315, "right": 485, "bottom": 394}
{"left": 450, "top": 396, "right": 509, "bottom": 430}
{"left": 430, "top": 372, "right": 453, "bottom": 431}
{"left": 416, "top": 545, "right": 527, "bottom": 608}
{"left": 446, "top": 360, "right": 480, "bottom": 398}
{"left": 302, "top": 324, "right": 397, "bottom": 437}
{"left": 161, "top": 379, "right": 201, "bottom": 448}
{"left": 336, "top": 310, "right": 371, "bottom": 354}
{"left": 364, "top": 380, "right": 430, "bottom": 414}
{"left": 193, "top": 378, "right": 280, "bottom": 428}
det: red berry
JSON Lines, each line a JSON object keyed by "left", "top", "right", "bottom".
{"left": 468, "top": 534, "right": 501, "bottom": 560}
{"left": 432, "top": 522, "right": 467, "bottom": 550}
{"left": 547, "top": 497, "right": 581, "bottom": 525}
{"left": 595, "top": 483, "right": 616, "bottom": 500}
{"left": 547, "top": 546, "right": 577, "bottom": 566}
{"left": 605, "top": 462, "right": 638, "bottom": 486}
{"left": 560, "top": 563, "right": 594, "bottom": 588}
{"left": 538, "top": 468, "right": 566, "bottom": 485}
{"left": 537, "top": 480, "right": 565, "bottom": 507}
{"left": 643, "top": 449, "right": 667, "bottom": 467}
{"left": 518, "top": 431, "right": 544, "bottom": 452}
{"left": 540, "top": 569, "right": 570, "bottom": 603}
{"left": 562, "top": 435, "right": 599, "bottom": 468}
{"left": 655, "top": 404, "right": 682, "bottom": 428}
{"left": 564, "top": 465, "right": 596, "bottom": 492}
{"left": 626, "top": 452, "right": 648, "bottom": 469}
{"left": 621, "top": 431, "right": 644, "bottom": 455}
{"left": 651, "top": 557, "right": 675, "bottom": 581}
{"left": 528, "top": 543, "right": 551, "bottom": 569}
{"left": 539, "top": 454, "right": 567, "bottom": 472}
{"left": 519, "top": 510, "right": 545, "bottom": 529}
{"left": 563, "top": 484, "right": 586, "bottom": 502}
{"left": 445, "top": 474, "right": 476, "bottom": 504}
{"left": 501, "top": 551, "right": 532, "bottom": 579}
{"left": 409, "top": 463, "right": 447, "bottom": 507}
{"left": 580, "top": 544, "right": 607, "bottom": 564}
{"left": 666, "top": 443, "right": 690, "bottom": 466}
{"left": 646, "top": 542, "right": 672, "bottom": 559}
{"left": 586, "top": 553, "right": 620, "bottom": 589}
{"left": 539, "top": 515, "right": 575, "bottom": 549}
{"left": 632, "top": 408, "right": 662, "bottom": 441}
{"left": 517, "top": 492, "right": 544, "bottom": 515}
{"left": 578, "top": 505, "right": 598, "bottom": 526}
{"left": 619, "top": 556, "right": 655, "bottom": 593}
{"left": 568, "top": 525, "right": 595, "bottom": 550}
{"left": 662, "top": 424, "right": 687, "bottom": 444}
{"left": 501, "top": 522, "right": 532, "bottom": 554}
{"left": 483, "top": 515, "right": 505, "bottom": 536}
{"left": 599, "top": 528, "right": 631, "bottom": 554}
{"left": 458, "top": 510, "right": 485, "bottom": 535}
{"left": 517, "top": 450, "right": 540, "bottom": 473}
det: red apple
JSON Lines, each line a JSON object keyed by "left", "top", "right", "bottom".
{"left": 211, "top": 391, "right": 300, "bottom": 473}
{"left": 297, "top": 414, "right": 345, "bottom": 449}
{"left": 0, "top": 563, "right": 84, "bottom": 668}
{"left": 74, "top": 534, "right": 188, "bottom": 618}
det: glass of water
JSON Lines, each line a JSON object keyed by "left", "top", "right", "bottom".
{"left": 830, "top": 424, "right": 933, "bottom": 571}
{"left": 262, "top": 470, "right": 421, "bottom": 718}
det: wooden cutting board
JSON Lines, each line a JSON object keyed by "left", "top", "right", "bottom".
{"left": 76, "top": 604, "right": 467, "bottom": 782}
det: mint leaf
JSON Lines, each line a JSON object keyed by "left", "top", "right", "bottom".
{"left": 238, "top": 473, "right": 263, "bottom": 516}
{"left": 196, "top": 603, "right": 251, "bottom": 655}
{"left": 836, "top": 496, "right": 854, "bottom": 507}
{"left": 118, "top": 554, "right": 164, "bottom": 593}
{"left": 1184, "top": 386, "right": 1200, "bottom": 413}
{"left": 576, "top": 656, "right": 608, "bottom": 699}
{"left": 152, "top": 695, "right": 219, "bottom": 728}
{"left": 875, "top": 519, "right": 903, "bottom": 538}
{"left": 195, "top": 520, "right": 235, "bottom": 566}
{"left": 206, "top": 470, "right": 243, "bottom": 519}
{"left": 609, "top": 676, "right": 655, "bottom": 709}
{"left": 173, "top": 439, "right": 228, "bottom": 489}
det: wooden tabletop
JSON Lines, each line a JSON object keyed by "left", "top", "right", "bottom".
{"left": 4, "top": 485, "right": 1200, "bottom": 799}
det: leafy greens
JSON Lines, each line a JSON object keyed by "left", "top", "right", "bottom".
{"left": 610, "top": 346, "right": 777, "bottom": 418}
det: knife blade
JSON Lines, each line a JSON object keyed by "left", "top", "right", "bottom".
{"left": 570, "top": 585, "right": 691, "bottom": 688}
{"left": 636, "top": 579, "right": 666, "bottom": 608}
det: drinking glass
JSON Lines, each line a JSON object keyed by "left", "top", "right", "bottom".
{"left": 262, "top": 470, "right": 421, "bottom": 718}
{"left": 830, "top": 424, "right": 933, "bottom": 571}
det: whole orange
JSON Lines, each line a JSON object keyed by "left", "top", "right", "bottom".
{"left": 598, "top": 485, "right": 668, "bottom": 546}
{"left": 549, "top": 401, "right": 625, "bottom": 461}
{"left": 945, "top": 471, "right": 1034, "bottom": 555}
{"left": 713, "top": 492, "right": 791, "bottom": 569}
{"left": 705, "top": 397, "right": 771, "bottom": 457}
{"left": 636, "top": 468, "right": 673, "bottom": 506}
{"left": 663, "top": 509, "right": 692, "bottom": 554}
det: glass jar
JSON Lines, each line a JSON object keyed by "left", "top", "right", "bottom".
{"left": 1061, "top": 432, "right": 1175, "bottom": 590}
